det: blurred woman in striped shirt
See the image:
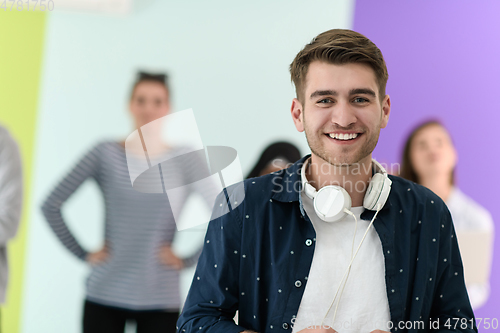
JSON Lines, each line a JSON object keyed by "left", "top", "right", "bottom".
{"left": 42, "top": 72, "right": 217, "bottom": 333}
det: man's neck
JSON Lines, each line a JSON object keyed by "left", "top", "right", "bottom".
{"left": 420, "top": 175, "right": 452, "bottom": 202}
{"left": 306, "top": 154, "right": 373, "bottom": 207}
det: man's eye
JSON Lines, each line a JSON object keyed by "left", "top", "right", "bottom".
{"left": 317, "top": 98, "right": 332, "bottom": 104}
{"left": 353, "top": 97, "right": 368, "bottom": 103}
{"left": 137, "top": 97, "right": 145, "bottom": 105}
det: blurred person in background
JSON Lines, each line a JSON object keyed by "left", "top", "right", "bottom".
{"left": 246, "top": 141, "right": 301, "bottom": 178}
{"left": 0, "top": 124, "right": 23, "bottom": 332}
{"left": 41, "top": 72, "right": 216, "bottom": 333}
{"left": 400, "top": 119, "right": 494, "bottom": 309}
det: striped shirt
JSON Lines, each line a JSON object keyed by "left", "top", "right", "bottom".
{"left": 0, "top": 125, "right": 23, "bottom": 304}
{"left": 41, "top": 141, "right": 217, "bottom": 310}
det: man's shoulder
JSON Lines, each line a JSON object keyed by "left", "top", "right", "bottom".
{"left": 223, "top": 172, "right": 282, "bottom": 200}
{"left": 220, "top": 170, "right": 289, "bottom": 209}
{"left": 245, "top": 171, "right": 284, "bottom": 191}
{"left": 388, "top": 175, "right": 446, "bottom": 209}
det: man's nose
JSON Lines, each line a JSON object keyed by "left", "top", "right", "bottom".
{"left": 331, "top": 102, "right": 356, "bottom": 128}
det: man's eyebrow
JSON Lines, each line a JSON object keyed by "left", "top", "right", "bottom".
{"left": 309, "top": 88, "right": 377, "bottom": 99}
{"left": 349, "top": 88, "right": 376, "bottom": 97}
{"left": 309, "top": 90, "right": 337, "bottom": 99}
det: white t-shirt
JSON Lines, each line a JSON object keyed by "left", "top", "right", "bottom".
{"left": 292, "top": 188, "right": 390, "bottom": 333}
{"left": 447, "top": 187, "right": 493, "bottom": 232}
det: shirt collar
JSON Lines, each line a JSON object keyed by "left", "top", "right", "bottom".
{"left": 270, "top": 154, "right": 392, "bottom": 213}
{"left": 270, "top": 155, "right": 309, "bottom": 203}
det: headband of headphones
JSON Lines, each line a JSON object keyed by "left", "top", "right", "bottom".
{"left": 301, "top": 158, "right": 388, "bottom": 199}
{"left": 301, "top": 157, "right": 392, "bottom": 217}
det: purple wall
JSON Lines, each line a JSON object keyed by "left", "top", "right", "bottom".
{"left": 354, "top": 0, "right": 500, "bottom": 318}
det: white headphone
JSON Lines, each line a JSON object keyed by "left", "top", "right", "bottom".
{"left": 301, "top": 158, "right": 392, "bottom": 222}
{"left": 300, "top": 158, "right": 392, "bottom": 328}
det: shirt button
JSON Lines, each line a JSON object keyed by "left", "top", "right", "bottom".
{"left": 295, "top": 280, "right": 302, "bottom": 288}
{"left": 282, "top": 323, "right": 289, "bottom": 329}
{"left": 305, "top": 239, "right": 312, "bottom": 246}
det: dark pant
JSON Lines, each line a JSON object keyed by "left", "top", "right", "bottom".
{"left": 83, "top": 300, "right": 179, "bottom": 333}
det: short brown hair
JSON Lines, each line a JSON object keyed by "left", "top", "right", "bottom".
{"left": 290, "top": 29, "right": 388, "bottom": 103}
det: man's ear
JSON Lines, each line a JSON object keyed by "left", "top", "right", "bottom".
{"left": 380, "top": 95, "right": 391, "bottom": 129}
{"left": 291, "top": 98, "right": 305, "bottom": 132}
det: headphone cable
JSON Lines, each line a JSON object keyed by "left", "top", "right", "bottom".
{"left": 321, "top": 203, "right": 383, "bottom": 328}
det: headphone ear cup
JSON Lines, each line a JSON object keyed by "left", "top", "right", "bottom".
{"left": 363, "top": 173, "right": 392, "bottom": 210}
{"left": 314, "top": 185, "right": 351, "bottom": 222}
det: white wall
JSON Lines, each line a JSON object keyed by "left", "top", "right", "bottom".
{"left": 21, "top": 1, "right": 355, "bottom": 331}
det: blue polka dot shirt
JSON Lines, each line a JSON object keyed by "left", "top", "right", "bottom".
{"left": 177, "top": 155, "right": 477, "bottom": 333}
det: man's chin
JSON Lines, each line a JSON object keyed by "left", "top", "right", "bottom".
{"left": 314, "top": 154, "right": 358, "bottom": 167}
{"left": 312, "top": 150, "right": 372, "bottom": 167}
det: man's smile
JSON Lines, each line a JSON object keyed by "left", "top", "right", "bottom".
{"left": 325, "top": 132, "right": 363, "bottom": 144}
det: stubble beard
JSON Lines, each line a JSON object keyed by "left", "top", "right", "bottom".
{"left": 303, "top": 111, "right": 381, "bottom": 168}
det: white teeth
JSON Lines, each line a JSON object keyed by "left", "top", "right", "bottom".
{"left": 328, "top": 133, "right": 359, "bottom": 140}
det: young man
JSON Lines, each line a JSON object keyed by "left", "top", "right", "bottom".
{"left": 177, "top": 29, "right": 477, "bottom": 333}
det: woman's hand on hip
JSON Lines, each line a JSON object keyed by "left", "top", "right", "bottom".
{"left": 159, "top": 244, "right": 184, "bottom": 270}
{"left": 86, "top": 244, "right": 109, "bottom": 266}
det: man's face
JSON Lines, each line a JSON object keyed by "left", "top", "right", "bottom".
{"left": 291, "top": 61, "right": 390, "bottom": 166}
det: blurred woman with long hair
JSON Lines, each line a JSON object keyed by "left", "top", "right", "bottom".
{"left": 400, "top": 120, "right": 494, "bottom": 309}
